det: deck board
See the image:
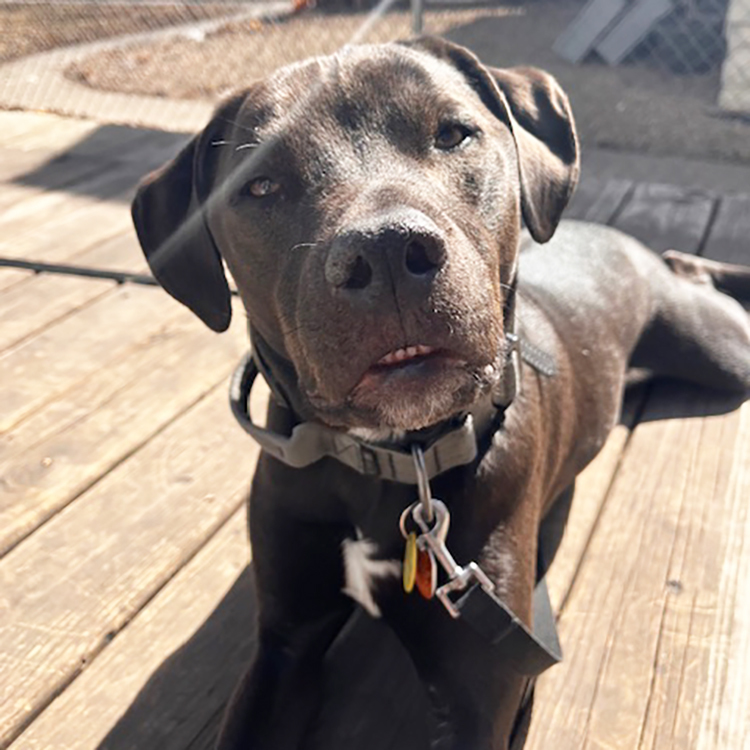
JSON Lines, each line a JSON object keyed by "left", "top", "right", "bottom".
{"left": 0, "top": 303, "right": 247, "bottom": 556}
{"left": 701, "top": 193, "right": 750, "bottom": 266}
{"left": 0, "top": 383, "right": 263, "bottom": 748}
{"left": 10, "top": 510, "right": 253, "bottom": 750}
{"left": 0, "top": 152, "right": 105, "bottom": 204}
{"left": 0, "top": 116, "right": 748, "bottom": 750}
{"left": 527, "top": 389, "right": 750, "bottom": 750}
{"left": 0, "top": 273, "right": 114, "bottom": 354}
{"left": 565, "top": 175, "right": 633, "bottom": 224}
{"left": 527, "top": 173, "right": 748, "bottom": 748}
{"left": 0, "top": 285, "right": 184, "bottom": 433}
{"left": 612, "top": 183, "right": 717, "bottom": 253}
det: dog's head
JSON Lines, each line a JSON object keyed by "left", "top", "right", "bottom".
{"left": 132, "top": 38, "right": 578, "bottom": 431}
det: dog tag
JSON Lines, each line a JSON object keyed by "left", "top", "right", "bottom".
{"left": 403, "top": 532, "right": 417, "bottom": 593}
{"left": 415, "top": 547, "right": 437, "bottom": 599}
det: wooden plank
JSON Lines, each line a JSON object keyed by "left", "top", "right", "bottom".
{"left": 701, "top": 193, "right": 750, "bottom": 266}
{"left": 6, "top": 207, "right": 136, "bottom": 265}
{"left": 546, "top": 387, "right": 646, "bottom": 611}
{"left": 9, "top": 123, "right": 145, "bottom": 159}
{"left": 6, "top": 208, "right": 136, "bottom": 265}
{"left": 0, "top": 284, "right": 185, "bottom": 433}
{"left": 11, "top": 510, "right": 254, "bottom": 750}
{"left": 613, "top": 183, "right": 717, "bottom": 254}
{"left": 595, "top": 0, "right": 673, "bottom": 65}
{"left": 0, "top": 383, "right": 262, "bottom": 747}
{"left": 0, "top": 162, "right": 142, "bottom": 236}
{"left": 553, "top": 0, "right": 627, "bottom": 63}
{"left": 0, "top": 113, "right": 98, "bottom": 151}
{"left": 546, "top": 425, "right": 629, "bottom": 612}
{"left": 0, "top": 112, "right": 67, "bottom": 145}
{"left": 0, "top": 306, "right": 248, "bottom": 555}
{"left": 0, "top": 274, "right": 114, "bottom": 354}
{"left": 63, "top": 230, "right": 149, "bottom": 274}
{"left": 0, "top": 148, "right": 102, "bottom": 188}
{"left": 527, "top": 389, "right": 750, "bottom": 750}
{"left": 0, "top": 268, "right": 33, "bottom": 293}
{"left": 565, "top": 176, "right": 633, "bottom": 224}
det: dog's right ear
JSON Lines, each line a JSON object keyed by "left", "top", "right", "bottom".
{"left": 131, "top": 99, "right": 242, "bottom": 332}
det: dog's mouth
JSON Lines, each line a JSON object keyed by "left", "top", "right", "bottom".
{"left": 351, "top": 344, "right": 467, "bottom": 395}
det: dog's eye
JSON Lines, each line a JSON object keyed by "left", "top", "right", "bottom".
{"left": 435, "top": 123, "right": 473, "bottom": 150}
{"left": 241, "top": 177, "right": 280, "bottom": 198}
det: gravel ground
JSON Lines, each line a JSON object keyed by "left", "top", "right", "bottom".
{"left": 0, "top": 1, "right": 242, "bottom": 63}
{"left": 65, "top": 7, "right": 522, "bottom": 100}
{"left": 37, "top": 1, "right": 750, "bottom": 163}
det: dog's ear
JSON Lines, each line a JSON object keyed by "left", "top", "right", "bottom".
{"left": 403, "top": 37, "right": 579, "bottom": 243}
{"left": 131, "top": 99, "right": 243, "bottom": 332}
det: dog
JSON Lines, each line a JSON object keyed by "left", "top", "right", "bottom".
{"left": 131, "top": 37, "right": 750, "bottom": 750}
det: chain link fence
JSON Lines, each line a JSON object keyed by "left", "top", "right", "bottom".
{"left": 0, "top": 0, "right": 749, "bottom": 160}
{"left": 555, "top": 0, "right": 750, "bottom": 114}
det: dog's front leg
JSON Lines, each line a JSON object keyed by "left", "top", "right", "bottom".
{"left": 216, "top": 608, "right": 351, "bottom": 750}
{"left": 216, "top": 456, "right": 356, "bottom": 750}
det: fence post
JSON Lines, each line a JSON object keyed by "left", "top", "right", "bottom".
{"left": 412, "top": 0, "right": 424, "bottom": 35}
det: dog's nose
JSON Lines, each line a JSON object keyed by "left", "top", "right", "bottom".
{"left": 326, "top": 216, "right": 446, "bottom": 296}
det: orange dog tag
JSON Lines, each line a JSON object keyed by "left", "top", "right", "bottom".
{"left": 415, "top": 547, "right": 437, "bottom": 599}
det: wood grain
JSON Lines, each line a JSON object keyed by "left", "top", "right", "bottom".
{"left": 65, "top": 231, "right": 150, "bottom": 274}
{"left": 527, "top": 389, "right": 750, "bottom": 750}
{"left": 614, "top": 183, "right": 717, "bottom": 254}
{"left": 0, "top": 112, "right": 99, "bottom": 151}
{"left": 566, "top": 176, "right": 632, "bottom": 224}
{"left": 701, "top": 193, "right": 750, "bottom": 266}
{"left": 0, "top": 268, "right": 33, "bottom": 293}
{"left": 0, "top": 273, "right": 114, "bottom": 353}
{"left": 0, "top": 152, "right": 104, "bottom": 207}
{"left": 10, "top": 510, "right": 254, "bottom": 750}
{"left": 0, "top": 284, "right": 184, "bottom": 433}
{"left": 0, "top": 383, "right": 261, "bottom": 748}
{"left": 0, "top": 163, "right": 141, "bottom": 235}
{"left": 0, "top": 306, "right": 248, "bottom": 555}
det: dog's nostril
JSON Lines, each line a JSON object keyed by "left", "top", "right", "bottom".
{"left": 405, "top": 239, "right": 441, "bottom": 276}
{"left": 345, "top": 255, "right": 373, "bottom": 290}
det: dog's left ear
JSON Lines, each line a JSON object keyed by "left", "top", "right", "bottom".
{"left": 403, "top": 37, "right": 580, "bottom": 243}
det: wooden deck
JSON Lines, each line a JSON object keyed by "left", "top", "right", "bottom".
{"left": 0, "top": 110, "right": 748, "bottom": 750}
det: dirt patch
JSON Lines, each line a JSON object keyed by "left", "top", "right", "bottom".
{"left": 64, "top": 1, "right": 750, "bottom": 163}
{"left": 65, "top": 7, "right": 521, "bottom": 100}
{"left": 0, "top": 1, "right": 244, "bottom": 63}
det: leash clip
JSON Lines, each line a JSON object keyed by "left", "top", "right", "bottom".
{"left": 405, "top": 446, "right": 497, "bottom": 618}
{"left": 435, "top": 562, "right": 496, "bottom": 619}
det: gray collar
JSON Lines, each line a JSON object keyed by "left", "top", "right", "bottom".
{"left": 229, "top": 352, "right": 502, "bottom": 483}
{"left": 229, "top": 278, "right": 555, "bottom": 483}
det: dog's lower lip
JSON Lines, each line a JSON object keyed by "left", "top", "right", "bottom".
{"left": 353, "top": 349, "right": 465, "bottom": 392}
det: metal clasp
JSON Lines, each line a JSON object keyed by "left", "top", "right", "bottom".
{"left": 411, "top": 444, "right": 434, "bottom": 524}
{"left": 403, "top": 446, "right": 497, "bottom": 618}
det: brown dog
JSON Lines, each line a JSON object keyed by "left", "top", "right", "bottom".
{"left": 132, "top": 37, "right": 750, "bottom": 750}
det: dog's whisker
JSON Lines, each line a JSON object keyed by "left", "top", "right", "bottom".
{"left": 288, "top": 242, "right": 319, "bottom": 252}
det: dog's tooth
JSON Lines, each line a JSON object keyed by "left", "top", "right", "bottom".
{"left": 406, "top": 346, "right": 418, "bottom": 358}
